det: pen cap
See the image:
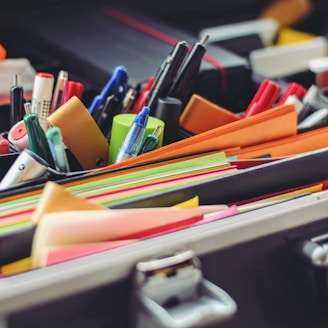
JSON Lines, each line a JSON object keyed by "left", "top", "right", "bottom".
{"left": 109, "top": 114, "right": 164, "bottom": 164}
{"left": 47, "top": 96, "right": 109, "bottom": 170}
{"left": 0, "top": 149, "right": 48, "bottom": 190}
{"left": 24, "top": 113, "right": 55, "bottom": 168}
{"left": 0, "top": 137, "right": 9, "bottom": 155}
{"left": 154, "top": 97, "right": 181, "bottom": 145}
{"left": 60, "top": 80, "right": 84, "bottom": 105}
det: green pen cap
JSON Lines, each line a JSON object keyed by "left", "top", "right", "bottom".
{"left": 23, "top": 113, "right": 55, "bottom": 168}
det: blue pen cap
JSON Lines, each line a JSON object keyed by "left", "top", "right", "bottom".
{"left": 134, "top": 106, "right": 150, "bottom": 128}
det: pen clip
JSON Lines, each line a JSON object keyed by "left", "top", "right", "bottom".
{"left": 88, "top": 65, "right": 129, "bottom": 116}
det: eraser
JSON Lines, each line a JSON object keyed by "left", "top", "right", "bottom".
{"left": 8, "top": 120, "right": 30, "bottom": 151}
{"left": 47, "top": 96, "right": 109, "bottom": 170}
{"left": 180, "top": 94, "right": 240, "bottom": 134}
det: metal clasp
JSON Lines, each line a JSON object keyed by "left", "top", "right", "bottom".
{"left": 132, "top": 250, "right": 237, "bottom": 328}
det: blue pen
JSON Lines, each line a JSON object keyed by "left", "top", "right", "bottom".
{"left": 88, "top": 66, "right": 129, "bottom": 117}
{"left": 115, "top": 106, "right": 150, "bottom": 163}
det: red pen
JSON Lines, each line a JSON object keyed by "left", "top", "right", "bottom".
{"left": 243, "top": 79, "right": 281, "bottom": 118}
{"left": 277, "top": 82, "right": 307, "bottom": 105}
{"left": 130, "top": 76, "right": 155, "bottom": 114}
{"left": 60, "top": 80, "right": 84, "bottom": 105}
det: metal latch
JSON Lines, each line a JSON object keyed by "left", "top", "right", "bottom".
{"left": 294, "top": 232, "right": 328, "bottom": 267}
{"left": 132, "top": 250, "right": 237, "bottom": 328}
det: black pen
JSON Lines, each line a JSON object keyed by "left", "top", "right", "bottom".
{"left": 168, "top": 34, "right": 209, "bottom": 108}
{"left": 96, "top": 95, "right": 121, "bottom": 140}
{"left": 10, "top": 74, "right": 24, "bottom": 128}
{"left": 147, "top": 40, "right": 188, "bottom": 114}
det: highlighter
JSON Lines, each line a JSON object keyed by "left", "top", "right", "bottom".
{"left": 31, "top": 72, "right": 54, "bottom": 131}
{"left": 46, "top": 126, "right": 70, "bottom": 173}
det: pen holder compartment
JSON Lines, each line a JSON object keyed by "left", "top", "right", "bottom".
{"left": 109, "top": 114, "right": 165, "bottom": 164}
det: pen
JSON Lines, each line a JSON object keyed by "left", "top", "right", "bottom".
{"left": 122, "top": 87, "right": 137, "bottom": 113}
{"left": 23, "top": 102, "right": 55, "bottom": 169}
{"left": 130, "top": 76, "right": 155, "bottom": 114}
{"left": 137, "top": 125, "right": 163, "bottom": 155}
{"left": 298, "top": 85, "right": 328, "bottom": 122}
{"left": 147, "top": 40, "right": 188, "bottom": 114}
{"left": 46, "top": 126, "right": 70, "bottom": 173}
{"left": 115, "top": 106, "right": 150, "bottom": 163}
{"left": 50, "top": 70, "right": 68, "bottom": 114}
{"left": 88, "top": 66, "right": 128, "bottom": 117}
{"left": 96, "top": 94, "right": 120, "bottom": 140}
{"left": 31, "top": 72, "right": 55, "bottom": 131}
{"left": 10, "top": 74, "right": 24, "bottom": 128}
{"left": 297, "top": 107, "right": 328, "bottom": 130}
{"left": 168, "top": 35, "right": 209, "bottom": 108}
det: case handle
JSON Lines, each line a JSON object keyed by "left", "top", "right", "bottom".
{"left": 294, "top": 233, "right": 328, "bottom": 268}
{"left": 132, "top": 250, "right": 237, "bottom": 328}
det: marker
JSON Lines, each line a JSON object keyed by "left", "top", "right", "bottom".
{"left": 96, "top": 95, "right": 120, "bottom": 140}
{"left": 46, "top": 126, "right": 70, "bottom": 173}
{"left": 115, "top": 106, "right": 150, "bottom": 163}
{"left": 50, "top": 70, "right": 68, "bottom": 113}
{"left": 23, "top": 103, "right": 55, "bottom": 168}
{"left": 31, "top": 72, "right": 55, "bottom": 131}
{"left": 147, "top": 40, "right": 188, "bottom": 114}
{"left": 137, "top": 125, "right": 163, "bottom": 155}
{"left": 242, "top": 79, "right": 281, "bottom": 118}
{"left": 168, "top": 35, "right": 209, "bottom": 107}
{"left": 10, "top": 74, "right": 24, "bottom": 128}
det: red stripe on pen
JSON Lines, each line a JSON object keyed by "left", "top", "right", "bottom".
{"left": 100, "top": 6, "right": 227, "bottom": 90}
